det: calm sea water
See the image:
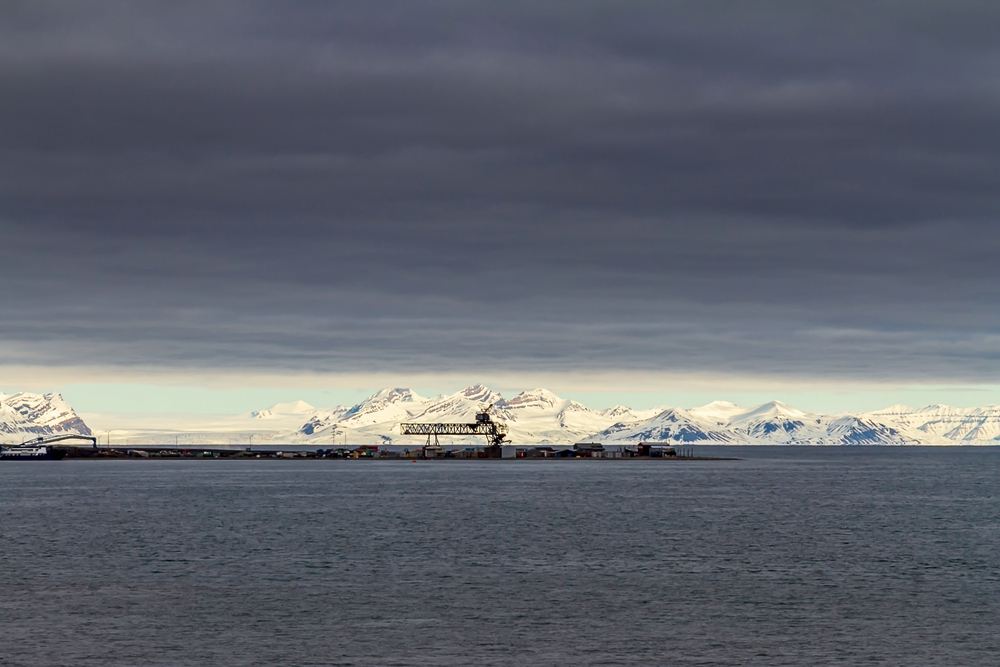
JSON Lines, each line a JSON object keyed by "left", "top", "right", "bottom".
{"left": 2, "top": 447, "right": 999, "bottom": 666}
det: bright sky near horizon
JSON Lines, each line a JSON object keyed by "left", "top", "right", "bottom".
{"left": 6, "top": 380, "right": 1000, "bottom": 418}
{"left": 4, "top": 2, "right": 1000, "bottom": 415}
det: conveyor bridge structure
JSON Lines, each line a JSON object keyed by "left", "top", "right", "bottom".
{"left": 400, "top": 405, "right": 509, "bottom": 448}
{"left": 20, "top": 433, "right": 98, "bottom": 447}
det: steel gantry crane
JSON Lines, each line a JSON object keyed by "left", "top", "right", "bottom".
{"left": 399, "top": 404, "right": 509, "bottom": 451}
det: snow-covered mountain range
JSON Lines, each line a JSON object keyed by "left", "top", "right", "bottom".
{"left": 294, "top": 385, "right": 662, "bottom": 446}
{"left": 0, "top": 392, "right": 92, "bottom": 439}
{"left": 592, "top": 400, "right": 915, "bottom": 446}
{"left": 14, "top": 384, "right": 1000, "bottom": 446}
{"left": 266, "top": 385, "right": 1000, "bottom": 445}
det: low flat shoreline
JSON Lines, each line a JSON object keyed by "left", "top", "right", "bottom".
{"left": 13, "top": 446, "right": 737, "bottom": 461}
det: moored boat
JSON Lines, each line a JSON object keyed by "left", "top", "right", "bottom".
{"left": 0, "top": 445, "right": 68, "bottom": 460}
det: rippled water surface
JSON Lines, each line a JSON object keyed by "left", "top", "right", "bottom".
{"left": 2, "top": 447, "right": 1000, "bottom": 666}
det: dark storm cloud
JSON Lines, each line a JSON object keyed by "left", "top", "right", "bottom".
{"left": 4, "top": 1, "right": 1000, "bottom": 380}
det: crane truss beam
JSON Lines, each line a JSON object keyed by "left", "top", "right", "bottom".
{"left": 21, "top": 433, "right": 98, "bottom": 447}
{"left": 399, "top": 422, "right": 508, "bottom": 447}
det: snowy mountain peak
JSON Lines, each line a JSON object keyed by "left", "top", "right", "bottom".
{"left": 648, "top": 407, "right": 693, "bottom": 422}
{"left": 370, "top": 388, "right": 424, "bottom": 404}
{"left": 457, "top": 384, "right": 502, "bottom": 403}
{"left": 252, "top": 400, "right": 316, "bottom": 419}
{"left": 868, "top": 404, "right": 914, "bottom": 415}
{"left": 593, "top": 406, "right": 735, "bottom": 444}
{"left": 732, "top": 400, "right": 808, "bottom": 424}
{"left": 348, "top": 388, "right": 423, "bottom": 413}
{"left": 687, "top": 400, "right": 747, "bottom": 423}
{"left": 501, "top": 388, "right": 562, "bottom": 409}
{"left": 0, "top": 391, "right": 92, "bottom": 437}
{"left": 701, "top": 400, "right": 739, "bottom": 409}
{"left": 338, "top": 387, "right": 427, "bottom": 427}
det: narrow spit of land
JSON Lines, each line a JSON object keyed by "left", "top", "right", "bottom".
{"left": 43, "top": 446, "right": 736, "bottom": 461}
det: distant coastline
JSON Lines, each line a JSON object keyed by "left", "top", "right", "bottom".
{"left": 33, "top": 442, "right": 734, "bottom": 462}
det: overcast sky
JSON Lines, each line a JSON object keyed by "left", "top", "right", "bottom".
{"left": 4, "top": 2, "right": 1000, "bottom": 411}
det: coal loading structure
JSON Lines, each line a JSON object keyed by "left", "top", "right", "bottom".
{"left": 400, "top": 404, "right": 509, "bottom": 456}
